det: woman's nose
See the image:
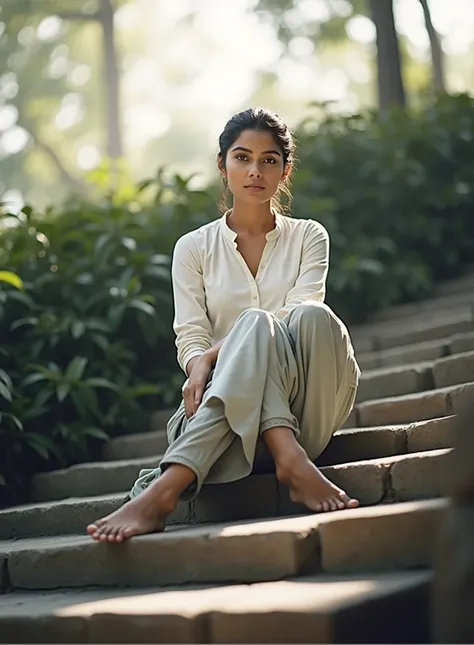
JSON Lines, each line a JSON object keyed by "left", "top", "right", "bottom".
{"left": 249, "top": 165, "right": 263, "bottom": 177}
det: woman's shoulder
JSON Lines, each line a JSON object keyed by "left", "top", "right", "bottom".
{"left": 174, "top": 217, "right": 221, "bottom": 253}
{"left": 282, "top": 216, "right": 329, "bottom": 237}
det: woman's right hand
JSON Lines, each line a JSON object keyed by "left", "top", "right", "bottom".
{"left": 183, "top": 354, "right": 213, "bottom": 419}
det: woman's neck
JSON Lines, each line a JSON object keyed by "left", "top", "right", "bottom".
{"left": 227, "top": 200, "right": 276, "bottom": 236}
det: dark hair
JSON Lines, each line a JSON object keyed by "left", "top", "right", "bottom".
{"left": 217, "top": 107, "right": 297, "bottom": 214}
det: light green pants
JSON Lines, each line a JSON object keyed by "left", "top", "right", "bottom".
{"left": 130, "top": 302, "right": 360, "bottom": 500}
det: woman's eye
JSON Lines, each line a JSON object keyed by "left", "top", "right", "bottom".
{"left": 236, "top": 155, "right": 248, "bottom": 161}
{"left": 265, "top": 158, "right": 276, "bottom": 164}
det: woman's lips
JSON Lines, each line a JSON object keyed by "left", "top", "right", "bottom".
{"left": 245, "top": 186, "right": 265, "bottom": 192}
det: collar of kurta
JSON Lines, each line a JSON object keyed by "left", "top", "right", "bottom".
{"left": 220, "top": 209, "right": 284, "bottom": 242}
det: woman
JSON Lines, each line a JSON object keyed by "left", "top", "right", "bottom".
{"left": 87, "top": 107, "right": 361, "bottom": 543}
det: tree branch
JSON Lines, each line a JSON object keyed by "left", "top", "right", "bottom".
{"left": 21, "top": 119, "right": 89, "bottom": 197}
{"left": 56, "top": 12, "right": 100, "bottom": 22}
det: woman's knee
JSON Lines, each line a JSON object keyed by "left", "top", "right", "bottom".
{"left": 235, "top": 307, "right": 273, "bottom": 328}
{"left": 290, "top": 301, "right": 333, "bottom": 327}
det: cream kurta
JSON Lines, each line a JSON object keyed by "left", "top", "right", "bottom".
{"left": 172, "top": 210, "right": 329, "bottom": 373}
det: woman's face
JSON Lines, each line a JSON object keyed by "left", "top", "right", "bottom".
{"left": 220, "top": 129, "right": 290, "bottom": 205}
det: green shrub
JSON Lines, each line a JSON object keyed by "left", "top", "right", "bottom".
{"left": 0, "top": 174, "right": 216, "bottom": 505}
{"left": 292, "top": 93, "right": 474, "bottom": 321}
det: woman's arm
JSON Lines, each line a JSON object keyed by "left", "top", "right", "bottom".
{"left": 275, "top": 220, "right": 329, "bottom": 319}
{"left": 172, "top": 233, "right": 213, "bottom": 374}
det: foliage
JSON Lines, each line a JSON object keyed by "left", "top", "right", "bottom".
{"left": 2, "top": 93, "right": 474, "bottom": 505}
{"left": 0, "top": 171, "right": 215, "bottom": 505}
{"left": 292, "top": 93, "right": 474, "bottom": 321}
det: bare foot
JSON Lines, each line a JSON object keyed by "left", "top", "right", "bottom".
{"left": 87, "top": 487, "right": 177, "bottom": 543}
{"left": 276, "top": 447, "right": 359, "bottom": 513}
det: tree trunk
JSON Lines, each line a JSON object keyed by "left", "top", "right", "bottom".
{"left": 419, "top": 0, "right": 446, "bottom": 92}
{"left": 369, "top": 0, "right": 406, "bottom": 109}
{"left": 98, "top": 0, "right": 123, "bottom": 160}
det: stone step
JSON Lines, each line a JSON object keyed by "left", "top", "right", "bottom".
{"left": 31, "top": 455, "right": 164, "bottom": 502}
{"left": 371, "top": 291, "right": 474, "bottom": 323}
{"left": 0, "top": 499, "right": 446, "bottom": 591}
{"left": 357, "top": 330, "right": 474, "bottom": 371}
{"left": 435, "top": 270, "right": 474, "bottom": 296}
{"left": 357, "top": 350, "right": 474, "bottom": 402}
{"left": 103, "top": 410, "right": 173, "bottom": 461}
{"left": 351, "top": 312, "right": 473, "bottom": 353}
{"left": 318, "top": 416, "right": 455, "bottom": 466}
{"left": 0, "top": 570, "right": 432, "bottom": 643}
{"left": 355, "top": 381, "right": 474, "bottom": 427}
{"left": 30, "top": 415, "right": 455, "bottom": 503}
{"left": 5, "top": 448, "right": 452, "bottom": 539}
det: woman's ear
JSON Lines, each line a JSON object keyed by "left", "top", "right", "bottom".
{"left": 217, "top": 154, "right": 226, "bottom": 177}
{"left": 281, "top": 161, "right": 292, "bottom": 183}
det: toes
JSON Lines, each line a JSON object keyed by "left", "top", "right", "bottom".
{"left": 339, "top": 493, "right": 360, "bottom": 509}
{"left": 321, "top": 500, "right": 331, "bottom": 512}
{"left": 107, "top": 527, "right": 119, "bottom": 543}
{"left": 327, "top": 498, "right": 339, "bottom": 512}
{"left": 87, "top": 519, "right": 104, "bottom": 536}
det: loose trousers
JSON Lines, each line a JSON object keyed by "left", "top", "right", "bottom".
{"left": 130, "top": 302, "right": 360, "bottom": 500}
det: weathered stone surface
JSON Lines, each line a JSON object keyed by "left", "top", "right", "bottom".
{"left": 374, "top": 317, "right": 474, "bottom": 351}
{"left": 209, "top": 571, "right": 431, "bottom": 645}
{"left": 390, "top": 449, "right": 453, "bottom": 502}
{"left": 0, "top": 572, "right": 432, "bottom": 645}
{"left": 449, "top": 381, "right": 474, "bottom": 415}
{"left": 104, "top": 429, "right": 168, "bottom": 461}
{"left": 356, "top": 362, "right": 433, "bottom": 402}
{"left": 193, "top": 474, "right": 279, "bottom": 524}
{"left": 432, "top": 351, "right": 474, "bottom": 388}
{"left": 3, "top": 516, "right": 320, "bottom": 590}
{"left": 0, "top": 555, "right": 8, "bottom": 594}
{"left": 357, "top": 386, "right": 450, "bottom": 427}
{"left": 317, "top": 426, "right": 407, "bottom": 466}
{"left": 319, "top": 498, "right": 447, "bottom": 573}
{"left": 357, "top": 338, "right": 449, "bottom": 371}
{"left": 406, "top": 415, "right": 456, "bottom": 453}
{"left": 31, "top": 455, "right": 162, "bottom": 502}
{"left": 0, "top": 494, "right": 189, "bottom": 540}
{"left": 449, "top": 330, "right": 474, "bottom": 355}
{"left": 0, "top": 615, "right": 87, "bottom": 644}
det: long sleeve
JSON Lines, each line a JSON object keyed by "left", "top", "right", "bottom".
{"left": 172, "top": 233, "right": 213, "bottom": 374}
{"left": 275, "top": 220, "right": 329, "bottom": 319}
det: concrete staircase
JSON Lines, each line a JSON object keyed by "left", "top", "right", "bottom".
{"left": 1, "top": 273, "right": 474, "bottom": 643}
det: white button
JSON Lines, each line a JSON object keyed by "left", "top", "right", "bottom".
{"left": 253, "top": 296, "right": 257, "bottom": 300}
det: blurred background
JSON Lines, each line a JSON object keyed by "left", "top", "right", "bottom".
{"left": 2, "top": 0, "right": 474, "bottom": 504}
{"left": 1, "top": 0, "right": 474, "bottom": 208}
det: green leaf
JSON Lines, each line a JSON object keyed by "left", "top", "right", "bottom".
{"left": 127, "top": 383, "right": 162, "bottom": 398}
{"left": 0, "top": 382, "right": 12, "bottom": 402}
{"left": 84, "top": 377, "right": 119, "bottom": 391}
{"left": 57, "top": 383, "right": 71, "bottom": 402}
{"left": 22, "top": 372, "right": 50, "bottom": 386}
{"left": 0, "top": 271, "right": 24, "bottom": 290}
{"left": 71, "top": 320, "right": 86, "bottom": 339}
{"left": 10, "top": 317, "right": 38, "bottom": 331}
{"left": 0, "top": 369, "right": 12, "bottom": 388}
{"left": 66, "top": 356, "right": 88, "bottom": 382}
{"left": 80, "top": 426, "right": 110, "bottom": 441}
{"left": 128, "top": 299, "right": 155, "bottom": 317}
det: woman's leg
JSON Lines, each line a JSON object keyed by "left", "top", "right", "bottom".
{"left": 261, "top": 301, "right": 361, "bottom": 512}
{"left": 88, "top": 308, "right": 295, "bottom": 541}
